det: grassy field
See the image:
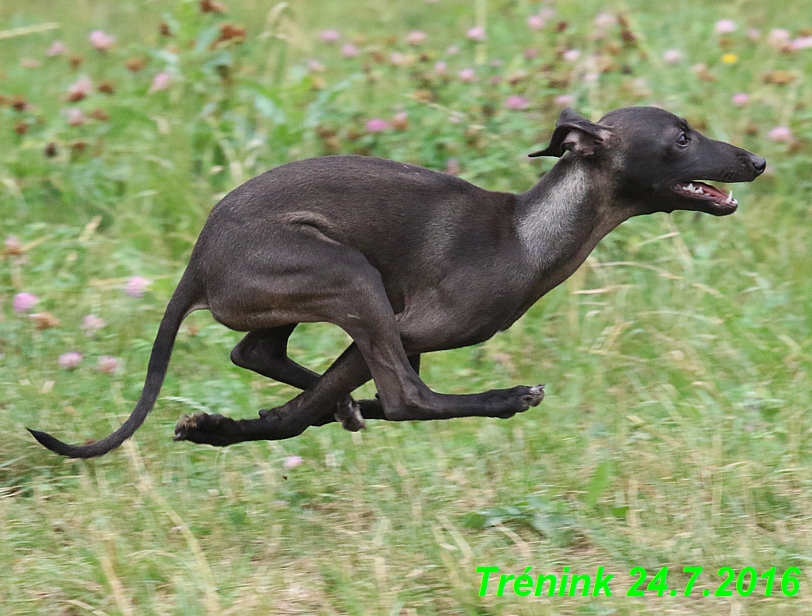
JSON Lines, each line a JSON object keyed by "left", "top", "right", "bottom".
{"left": 2, "top": 0, "right": 812, "bottom": 614}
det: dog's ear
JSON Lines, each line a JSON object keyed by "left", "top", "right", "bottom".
{"left": 528, "top": 108, "right": 613, "bottom": 158}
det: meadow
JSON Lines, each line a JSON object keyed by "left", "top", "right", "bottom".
{"left": 1, "top": 0, "right": 812, "bottom": 613}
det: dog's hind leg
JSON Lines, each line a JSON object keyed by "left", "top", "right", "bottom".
{"left": 174, "top": 341, "right": 374, "bottom": 445}
{"left": 231, "top": 325, "right": 366, "bottom": 431}
{"left": 231, "top": 325, "right": 425, "bottom": 429}
{"left": 173, "top": 233, "right": 404, "bottom": 444}
{"left": 175, "top": 248, "right": 539, "bottom": 446}
{"left": 231, "top": 325, "right": 316, "bottom": 388}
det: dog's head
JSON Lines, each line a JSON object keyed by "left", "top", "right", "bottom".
{"left": 530, "top": 106, "right": 766, "bottom": 216}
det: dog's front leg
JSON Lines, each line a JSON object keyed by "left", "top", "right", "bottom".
{"left": 309, "top": 354, "right": 420, "bottom": 426}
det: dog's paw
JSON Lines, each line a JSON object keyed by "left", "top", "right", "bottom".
{"left": 174, "top": 412, "right": 232, "bottom": 446}
{"left": 491, "top": 384, "right": 546, "bottom": 418}
{"left": 521, "top": 384, "right": 545, "bottom": 407}
{"left": 174, "top": 412, "right": 208, "bottom": 440}
{"left": 174, "top": 413, "right": 196, "bottom": 438}
{"left": 506, "top": 384, "right": 545, "bottom": 415}
{"left": 334, "top": 398, "right": 366, "bottom": 432}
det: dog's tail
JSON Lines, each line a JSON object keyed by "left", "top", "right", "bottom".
{"left": 28, "top": 272, "right": 203, "bottom": 458}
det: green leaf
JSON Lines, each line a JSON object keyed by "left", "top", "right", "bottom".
{"left": 460, "top": 512, "right": 488, "bottom": 529}
{"left": 585, "top": 461, "right": 613, "bottom": 509}
{"left": 254, "top": 94, "right": 287, "bottom": 124}
{"left": 193, "top": 26, "right": 221, "bottom": 55}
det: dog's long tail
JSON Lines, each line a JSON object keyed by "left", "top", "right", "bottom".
{"left": 28, "top": 272, "right": 203, "bottom": 458}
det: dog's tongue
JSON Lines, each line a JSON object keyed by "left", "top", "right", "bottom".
{"left": 678, "top": 181, "right": 736, "bottom": 205}
{"left": 694, "top": 182, "right": 727, "bottom": 199}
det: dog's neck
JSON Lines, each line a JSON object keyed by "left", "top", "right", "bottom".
{"left": 516, "top": 156, "right": 632, "bottom": 298}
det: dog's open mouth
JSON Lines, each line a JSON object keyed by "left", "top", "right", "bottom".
{"left": 672, "top": 181, "right": 738, "bottom": 212}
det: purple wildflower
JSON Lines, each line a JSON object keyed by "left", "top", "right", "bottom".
{"left": 505, "top": 95, "right": 529, "bottom": 110}
{"left": 594, "top": 12, "right": 616, "bottom": 29}
{"left": 89, "top": 30, "right": 115, "bottom": 52}
{"left": 307, "top": 59, "right": 326, "bottom": 73}
{"left": 149, "top": 72, "right": 172, "bottom": 93}
{"left": 59, "top": 352, "right": 83, "bottom": 370}
{"left": 319, "top": 29, "right": 340, "bottom": 43}
{"left": 392, "top": 112, "right": 409, "bottom": 130}
{"left": 66, "top": 76, "right": 93, "bottom": 101}
{"left": 125, "top": 276, "right": 151, "bottom": 298}
{"left": 768, "top": 126, "right": 793, "bottom": 142}
{"left": 66, "top": 108, "right": 86, "bottom": 127}
{"left": 768, "top": 28, "right": 790, "bottom": 48}
{"left": 458, "top": 68, "right": 476, "bottom": 82}
{"left": 714, "top": 19, "right": 736, "bottom": 35}
{"left": 405, "top": 31, "right": 427, "bottom": 45}
{"left": 731, "top": 93, "right": 750, "bottom": 107}
{"left": 284, "top": 455, "right": 303, "bottom": 469}
{"left": 366, "top": 118, "right": 390, "bottom": 133}
{"left": 554, "top": 94, "right": 575, "bottom": 107}
{"left": 47, "top": 41, "right": 66, "bottom": 57}
{"left": 466, "top": 26, "right": 486, "bottom": 42}
{"left": 82, "top": 314, "right": 107, "bottom": 335}
{"left": 14, "top": 293, "right": 38, "bottom": 313}
{"left": 791, "top": 36, "right": 812, "bottom": 50}
{"left": 562, "top": 49, "right": 581, "bottom": 62}
{"left": 97, "top": 356, "right": 119, "bottom": 374}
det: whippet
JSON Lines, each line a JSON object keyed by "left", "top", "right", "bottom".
{"left": 29, "top": 106, "right": 766, "bottom": 457}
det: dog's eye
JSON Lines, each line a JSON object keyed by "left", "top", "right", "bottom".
{"left": 676, "top": 132, "right": 690, "bottom": 146}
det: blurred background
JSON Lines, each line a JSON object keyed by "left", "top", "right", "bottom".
{"left": 1, "top": 0, "right": 811, "bottom": 614}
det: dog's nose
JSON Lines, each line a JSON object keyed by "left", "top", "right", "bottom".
{"left": 750, "top": 154, "right": 767, "bottom": 175}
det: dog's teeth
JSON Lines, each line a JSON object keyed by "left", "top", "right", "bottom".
{"left": 686, "top": 183, "right": 695, "bottom": 191}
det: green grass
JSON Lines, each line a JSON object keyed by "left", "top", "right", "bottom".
{"left": 1, "top": 0, "right": 812, "bottom": 614}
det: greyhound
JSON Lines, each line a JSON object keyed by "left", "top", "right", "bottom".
{"left": 29, "top": 106, "right": 766, "bottom": 458}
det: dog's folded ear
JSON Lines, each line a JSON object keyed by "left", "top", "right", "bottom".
{"left": 528, "top": 108, "right": 613, "bottom": 158}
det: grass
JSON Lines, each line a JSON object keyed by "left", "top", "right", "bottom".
{"left": 1, "top": 0, "right": 812, "bottom": 613}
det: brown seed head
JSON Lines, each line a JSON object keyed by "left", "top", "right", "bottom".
{"left": 31, "top": 312, "right": 60, "bottom": 330}
{"left": 125, "top": 56, "right": 147, "bottom": 73}
{"left": 200, "top": 0, "right": 228, "bottom": 13}
{"left": 98, "top": 81, "right": 116, "bottom": 95}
